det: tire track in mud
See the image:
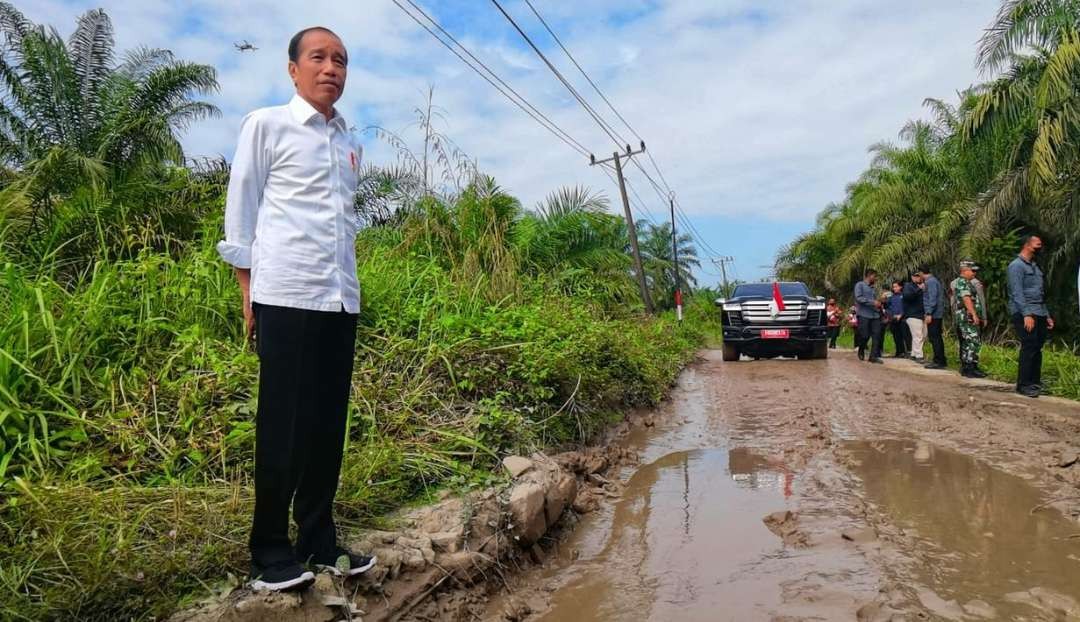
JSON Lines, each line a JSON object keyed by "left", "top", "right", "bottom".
{"left": 479, "top": 349, "right": 1080, "bottom": 622}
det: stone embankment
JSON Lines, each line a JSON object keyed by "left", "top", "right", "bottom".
{"left": 172, "top": 445, "right": 634, "bottom": 622}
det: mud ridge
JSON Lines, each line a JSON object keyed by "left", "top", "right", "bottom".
{"left": 170, "top": 442, "right": 638, "bottom": 622}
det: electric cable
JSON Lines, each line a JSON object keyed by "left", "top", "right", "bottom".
{"left": 393, "top": 0, "right": 592, "bottom": 158}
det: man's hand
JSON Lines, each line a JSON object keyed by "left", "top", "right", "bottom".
{"left": 242, "top": 294, "right": 255, "bottom": 343}
{"left": 235, "top": 268, "right": 255, "bottom": 346}
{"left": 1048, "top": 317, "right": 1055, "bottom": 330}
{"left": 925, "top": 315, "right": 932, "bottom": 326}
{"left": 1024, "top": 315, "right": 1035, "bottom": 332}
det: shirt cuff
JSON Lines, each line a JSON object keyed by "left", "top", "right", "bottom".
{"left": 216, "top": 241, "right": 252, "bottom": 269}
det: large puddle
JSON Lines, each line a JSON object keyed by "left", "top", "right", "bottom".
{"left": 517, "top": 441, "right": 1080, "bottom": 621}
{"left": 845, "top": 439, "right": 1080, "bottom": 619}
{"left": 535, "top": 447, "right": 872, "bottom": 621}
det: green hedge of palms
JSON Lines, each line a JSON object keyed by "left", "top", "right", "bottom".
{"left": 776, "top": 0, "right": 1080, "bottom": 341}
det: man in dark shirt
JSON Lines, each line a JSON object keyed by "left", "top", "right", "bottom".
{"left": 902, "top": 274, "right": 925, "bottom": 361}
{"left": 887, "top": 280, "right": 910, "bottom": 357}
{"left": 918, "top": 266, "right": 947, "bottom": 369}
{"left": 1007, "top": 235, "right": 1055, "bottom": 397}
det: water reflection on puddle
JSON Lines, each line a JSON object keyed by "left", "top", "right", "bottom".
{"left": 845, "top": 439, "right": 1080, "bottom": 618}
{"left": 538, "top": 448, "right": 866, "bottom": 621}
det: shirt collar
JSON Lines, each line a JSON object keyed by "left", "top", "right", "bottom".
{"left": 288, "top": 94, "right": 347, "bottom": 129}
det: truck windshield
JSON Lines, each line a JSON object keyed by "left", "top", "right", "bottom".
{"left": 732, "top": 283, "right": 810, "bottom": 297}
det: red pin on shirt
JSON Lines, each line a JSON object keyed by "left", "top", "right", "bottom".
{"left": 349, "top": 151, "right": 357, "bottom": 171}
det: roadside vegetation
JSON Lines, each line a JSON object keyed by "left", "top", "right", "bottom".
{"left": 833, "top": 328, "right": 1080, "bottom": 399}
{"left": 0, "top": 5, "right": 717, "bottom": 619}
{"left": 776, "top": 1, "right": 1080, "bottom": 345}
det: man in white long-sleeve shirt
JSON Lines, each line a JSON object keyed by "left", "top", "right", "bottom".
{"left": 217, "top": 26, "right": 374, "bottom": 592}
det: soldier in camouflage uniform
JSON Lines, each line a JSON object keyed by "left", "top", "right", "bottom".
{"left": 954, "top": 260, "right": 987, "bottom": 378}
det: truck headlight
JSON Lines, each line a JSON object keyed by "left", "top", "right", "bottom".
{"left": 722, "top": 304, "right": 741, "bottom": 312}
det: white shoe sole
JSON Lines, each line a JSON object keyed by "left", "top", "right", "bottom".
{"left": 249, "top": 570, "right": 315, "bottom": 592}
{"left": 315, "top": 555, "right": 377, "bottom": 577}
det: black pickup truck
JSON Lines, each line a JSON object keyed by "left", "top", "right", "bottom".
{"left": 716, "top": 282, "right": 829, "bottom": 361}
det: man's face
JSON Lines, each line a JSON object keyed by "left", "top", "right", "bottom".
{"left": 960, "top": 267, "right": 975, "bottom": 280}
{"left": 289, "top": 30, "right": 347, "bottom": 112}
{"left": 1027, "top": 236, "right": 1044, "bottom": 255}
{"left": 867, "top": 274, "right": 877, "bottom": 285}
{"left": 912, "top": 273, "right": 924, "bottom": 284}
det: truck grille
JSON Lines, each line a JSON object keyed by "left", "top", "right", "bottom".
{"left": 738, "top": 300, "right": 807, "bottom": 323}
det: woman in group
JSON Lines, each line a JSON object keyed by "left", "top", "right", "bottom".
{"left": 825, "top": 298, "right": 842, "bottom": 349}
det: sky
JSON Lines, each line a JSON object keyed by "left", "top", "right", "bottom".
{"left": 27, "top": 0, "right": 1002, "bottom": 287}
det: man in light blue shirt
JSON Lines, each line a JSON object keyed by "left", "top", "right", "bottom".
{"left": 853, "top": 269, "right": 883, "bottom": 363}
{"left": 1007, "top": 235, "right": 1054, "bottom": 397}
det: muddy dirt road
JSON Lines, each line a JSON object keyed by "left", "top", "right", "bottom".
{"left": 484, "top": 349, "right": 1080, "bottom": 621}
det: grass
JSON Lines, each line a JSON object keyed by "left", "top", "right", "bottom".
{"left": 833, "top": 323, "right": 1080, "bottom": 398}
{"left": 0, "top": 207, "right": 718, "bottom": 620}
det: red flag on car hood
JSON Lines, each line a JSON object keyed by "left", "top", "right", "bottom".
{"left": 769, "top": 282, "right": 786, "bottom": 317}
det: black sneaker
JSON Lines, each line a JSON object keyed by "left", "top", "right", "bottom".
{"left": 857, "top": 349, "right": 865, "bottom": 361}
{"left": 969, "top": 368, "right": 988, "bottom": 379}
{"left": 1017, "top": 386, "right": 1040, "bottom": 399}
{"left": 250, "top": 561, "right": 315, "bottom": 592}
{"left": 868, "top": 357, "right": 884, "bottom": 364}
{"left": 924, "top": 362, "right": 946, "bottom": 370}
{"left": 310, "top": 548, "right": 377, "bottom": 578}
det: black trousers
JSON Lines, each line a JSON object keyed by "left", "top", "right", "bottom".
{"left": 857, "top": 316, "right": 882, "bottom": 359}
{"left": 827, "top": 326, "right": 840, "bottom": 347}
{"left": 927, "top": 317, "right": 946, "bottom": 365}
{"left": 890, "top": 319, "right": 911, "bottom": 356}
{"left": 1012, "top": 313, "right": 1049, "bottom": 390}
{"left": 250, "top": 303, "right": 357, "bottom": 569}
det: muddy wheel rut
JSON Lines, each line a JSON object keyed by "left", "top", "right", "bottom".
{"left": 476, "top": 349, "right": 1080, "bottom": 622}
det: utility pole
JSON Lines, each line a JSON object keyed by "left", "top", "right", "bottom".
{"left": 591, "top": 142, "right": 655, "bottom": 314}
{"left": 670, "top": 192, "right": 682, "bottom": 321}
{"left": 712, "top": 256, "right": 735, "bottom": 296}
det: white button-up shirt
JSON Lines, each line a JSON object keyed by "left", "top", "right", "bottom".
{"left": 217, "top": 95, "right": 363, "bottom": 313}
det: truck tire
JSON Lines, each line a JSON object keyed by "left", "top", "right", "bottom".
{"left": 722, "top": 342, "right": 739, "bottom": 362}
{"left": 812, "top": 341, "right": 828, "bottom": 359}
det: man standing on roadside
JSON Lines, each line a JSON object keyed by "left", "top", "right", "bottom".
{"left": 854, "top": 269, "right": 884, "bottom": 363}
{"left": 954, "top": 261, "right": 987, "bottom": 378}
{"left": 887, "top": 280, "right": 910, "bottom": 358}
{"left": 217, "top": 27, "right": 375, "bottom": 591}
{"left": 903, "top": 272, "right": 926, "bottom": 362}
{"left": 920, "top": 266, "right": 948, "bottom": 369}
{"left": 1008, "top": 235, "right": 1054, "bottom": 398}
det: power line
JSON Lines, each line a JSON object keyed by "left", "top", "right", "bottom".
{"left": 520, "top": 0, "right": 704, "bottom": 252}
{"left": 522, "top": 0, "right": 681, "bottom": 209}
{"left": 627, "top": 157, "right": 723, "bottom": 257}
{"left": 489, "top": 0, "right": 631, "bottom": 149}
{"left": 522, "top": 0, "right": 643, "bottom": 143}
{"left": 392, "top": 0, "right": 591, "bottom": 158}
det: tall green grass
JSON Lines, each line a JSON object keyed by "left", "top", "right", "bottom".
{"left": 0, "top": 206, "right": 716, "bottom": 619}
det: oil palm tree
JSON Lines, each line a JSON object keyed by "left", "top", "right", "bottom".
{"left": 514, "top": 186, "right": 635, "bottom": 304}
{"left": 635, "top": 220, "right": 700, "bottom": 310}
{"left": 0, "top": 3, "right": 219, "bottom": 234}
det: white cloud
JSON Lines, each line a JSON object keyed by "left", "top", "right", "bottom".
{"left": 25, "top": 0, "right": 1001, "bottom": 277}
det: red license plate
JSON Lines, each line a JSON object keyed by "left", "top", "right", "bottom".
{"left": 761, "top": 329, "right": 790, "bottom": 339}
